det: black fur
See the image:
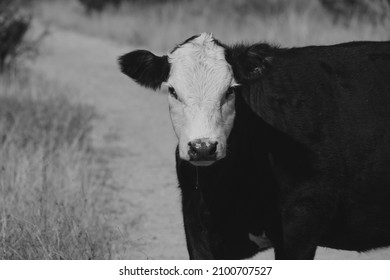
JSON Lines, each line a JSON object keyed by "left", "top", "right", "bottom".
{"left": 177, "top": 93, "right": 279, "bottom": 259}
{"left": 118, "top": 37, "right": 390, "bottom": 259}
{"left": 231, "top": 40, "right": 390, "bottom": 259}
{"left": 225, "top": 43, "right": 276, "bottom": 82}
{"left": 118, "top": 50, "right": 170, "bottom": 90}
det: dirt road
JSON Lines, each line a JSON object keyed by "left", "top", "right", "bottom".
{"left": 31, "top": 26, "right": 390, "bottom": 259}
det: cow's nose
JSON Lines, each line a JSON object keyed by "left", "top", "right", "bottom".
{"left": 188, "top": 138, "right": 218, "bottom": 161}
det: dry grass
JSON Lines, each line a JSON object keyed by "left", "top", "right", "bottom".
{"left": 0, "top": 72, "right": 120, "bottom": 259}
{"left": 36, "top": 0, "right": 390, "bottom": 51}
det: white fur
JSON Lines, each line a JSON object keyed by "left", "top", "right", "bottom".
{"left": 166, "top": 33, "right": 237, "bottom": 162}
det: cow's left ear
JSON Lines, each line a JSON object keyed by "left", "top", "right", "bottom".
{"left": 118, "top": 50, "right": 170, "bottom": 90}
{"left": 225, "top": 43, "right": 273, "bottom": 82}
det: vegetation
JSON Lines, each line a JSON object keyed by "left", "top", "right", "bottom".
{"left": 320, "top": 0, "right": 390, "bottom": 24}
{"left": 77, "top": 0, "right": 178, "bottom": 14}
{"left": 0, "top": 73, "right": 119, "bottom": 259}
{"left": 0, "top": 0, "right": 123, "bottom": 259}
{"left": 78, "top": 0, "right": 122, "bottom": 14}
{"left": 77, "top": 0, "right": 390, "bottom": 20}
{"left": 38, "top": 0, "right": 390, "bottom": 51}
{"left": 0, "top": 0, "right": 40, "bottom": 72}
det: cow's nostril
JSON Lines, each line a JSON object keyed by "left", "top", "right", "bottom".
{"left": 188, "top": 141, "right": 196, "bottom": 150}
{"left": 209, "top": 141, "right": 218, "bottom": 155}
{"left": 188, "top": 142, "right": 197, "bottom": 158}
{"left": 188, "top": 139, "right": 218, "bottom": 161}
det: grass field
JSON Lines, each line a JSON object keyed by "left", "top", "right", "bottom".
{"left": 0, "top": 72, "right": 119, "bottom": 259}
{"left": 37, "top": 0, "right": 390, "bottom": 51}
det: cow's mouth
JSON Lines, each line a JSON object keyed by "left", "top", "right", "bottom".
{"left": 189, "top": 160, "right": 216, "bottom": 167}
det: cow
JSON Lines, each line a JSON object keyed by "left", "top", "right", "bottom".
{"left": 118, "top": 33, "right": 390, "bottom": 259}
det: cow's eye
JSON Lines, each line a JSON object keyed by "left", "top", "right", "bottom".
{"left": 168, "top": 87, "right": 178, "bottom": 100}
{"left": 225, "top": 87, "right": 235, "bottom": 99}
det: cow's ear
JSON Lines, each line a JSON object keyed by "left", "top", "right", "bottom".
{"left": 118, "top": 50, "right": 170, "bottom": 90}
{"left": 226, "top": 44, "right": 273, "bottom": 82}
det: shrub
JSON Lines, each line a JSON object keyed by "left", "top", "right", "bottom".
{"left": 319, "top": 0, "right": 390, "bottom": 24}
{"left": 0, "top": 0, "right": 36, "bottom": 72}
{"left": 78, "top": 0, "right": 184, "bottom": 14}
{"left": 78, "top": 0, "right": 122, "bottom": 14}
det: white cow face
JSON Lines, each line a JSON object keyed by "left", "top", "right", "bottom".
{"left": 165, "top": 34, "right": 238, "bottom": 165}
{"left": 119, "top": 33, "right": 247, "bottom": 166}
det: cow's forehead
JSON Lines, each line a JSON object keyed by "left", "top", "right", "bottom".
{"left": 167, "top": 33, "right": 234, "bottom": 99}
{"left": 169, "top": 33, "right": 226, "bottom": 60}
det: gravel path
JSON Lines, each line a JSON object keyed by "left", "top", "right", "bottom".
{"left": 31, "top": 26, "right": 390, "bottom": 260}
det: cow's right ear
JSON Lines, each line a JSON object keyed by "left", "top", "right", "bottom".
{"left": 118, "top": 50, "right": 170, "bottom": 90}
{"left": 225, "top": 43, "right": 273, "bottom": 82}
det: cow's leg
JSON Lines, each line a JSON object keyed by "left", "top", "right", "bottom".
{"left": 272, "top": 239, "right": 286, "bottom": 260}
{"left": 181, "top": 188, "right": 215, "bottom": 259}
{"left": 278, "top": 198, "right": 332, "bottom": 260}
{"left": 183, "top": 219, "right": 214, "bottom": 259}
{"left": 182, "top": 214, "right": 215, "bottom": 259}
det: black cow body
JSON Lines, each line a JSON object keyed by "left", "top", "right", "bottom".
{"left": 176, "top": 94, "right": 277, "bottom": 259}
{"left": 178, "top": 41, "right": 390, "bottom": 259}
{"left": 119, "top": 38, "right": 390, "bottom": 259}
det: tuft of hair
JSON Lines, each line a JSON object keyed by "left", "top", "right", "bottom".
{"left": 225, "top": 43, "right": 276, "bottom": 82}
{"left": 118, "top": 50, "right": 170, "bottom": 90}
{"left": 170, "top": 34, "right": 201, "bottom": 53}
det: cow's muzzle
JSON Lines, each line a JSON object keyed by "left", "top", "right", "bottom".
{"left": 188, "top": 138, "right": 218, "bottom": 166}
